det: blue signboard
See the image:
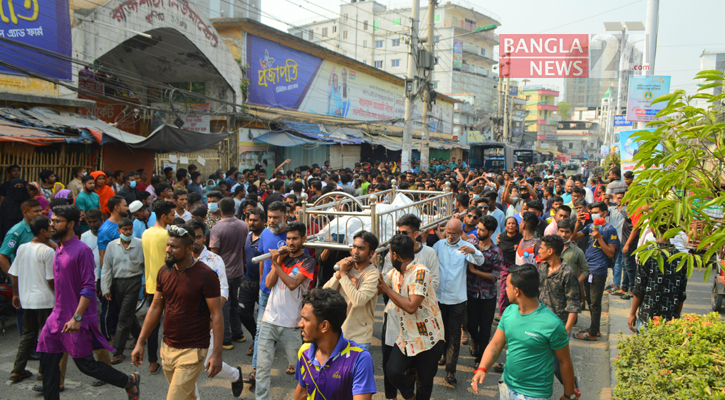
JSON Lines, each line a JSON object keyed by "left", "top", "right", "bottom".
{"left": 0, "top": 0, "right": 72, "bottom": 80}
{"left": 247, "top": 34, "right": 323, "bottom": 110}
{"left": 626, "top": 75, "right": 671, "bottom": 122}
{"left": 614, "top": 115, "right": 632, "bottom": 127}
{"left": 509, "top": 86, "right": 518, "bottom": 96}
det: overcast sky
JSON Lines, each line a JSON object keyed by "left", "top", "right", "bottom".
{"left": 260, "top": 0, "right": 723, "bottom": 98}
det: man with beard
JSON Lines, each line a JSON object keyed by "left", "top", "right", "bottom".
{"left": 132, "top": 223, "right": 223, "bottom": 400}
{"left": 295, "top": 289, "right": 376, "bottom": 400}
{"left": 467, "top": 216, "right": 503, "bottom": 366}
{"left": 74, "top": 175, "right": 100, "bottom": 233}
{"left": 256, "top": 222, "right": 317, "bottom": 400}
{"left": 239, "top": 209, "right": 265, "bottom": 358}
{"left": 37, "top": 206, "right": 140, "bottom": 400}
{"left": 378, "top": 234, "right": 445, "bottom": 400}
{"left": 246, "top": 201, "right": 290, "bottom": 385}
{"left": 432, "top": 218, "right": 484, "bottom": 385}
{"left": 187, "top": 219, "right": 245, "bottom": 399}
{"left": 323, "top": 231, "right": 379, "bottom": 350}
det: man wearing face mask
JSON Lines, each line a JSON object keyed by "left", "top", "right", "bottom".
{"left": 205, "top": 191, "right": 223, "bottom": 231}
{"left": 101, "top": 218, "right": 144, "bottom": 365}
{"left": 117, "top": 172, "right": 138, "bottom": 207}
{"left": 378, "top": 234, "right": 445, "bottom": 400}
{"left": 432, "top": 219, "right": 484, "bottom": 385}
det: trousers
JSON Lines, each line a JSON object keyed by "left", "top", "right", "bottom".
{"left": 467, "top": 297, "right": 497, "bottom": 361}
{"left": 112, "top": 275, "right": 143, "bottom": 355}
{"left": 386, "top": 341, "right": 444, "bottom": 400}
{"left": 40, "top": 352, "right": 129, "bottom": 400}
{"left": 588, "top": 274, "right": 607, "bottom": 337}
{"left": 439, "top": 301, "right": 466, "bottom": 374}
{"left": 12, "top": 308, "right": 52, "bottom": 374}
{"left": 194, "top": 330, "right": 240, "bottom": 400}
{"left": 255, "top": 322, "right": 301, "bottom": 400}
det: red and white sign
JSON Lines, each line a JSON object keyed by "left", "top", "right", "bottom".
{"left": 499, "top": 34, "right": 589, "bottom": 79}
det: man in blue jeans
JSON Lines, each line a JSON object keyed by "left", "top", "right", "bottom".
{"left": 246, "top": 201, "right": 290, "bottom": 385}
{"left": 571, "top": 201, "right": 619, "bottom": 342}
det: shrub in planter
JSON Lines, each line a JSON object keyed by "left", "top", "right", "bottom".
{"left": 613, "top": 313, "right": 725, "bottom": 399}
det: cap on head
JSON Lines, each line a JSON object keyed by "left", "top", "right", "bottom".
{"left": 129, "top": 200, "right": 144, "bottom": 213}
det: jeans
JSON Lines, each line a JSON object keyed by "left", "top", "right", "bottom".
{"left": 439, "top": 301, "right": 466, "bottom": 374}
{"left": 467, "top": 297, "right": 497, "bottom": 361}
{"left": 620, "top": 250, "right": 637, "bottom": 292}
{"left": 146, "top": 295, "right": 161, "bottom": 364}
{"left": 386, "top": 341, "right": 444, "bottom": 400}
{"left": 40, "top": 352, "right": 129, "bottom": 400}
{"left": 252, "top": 290, "right": 270, "bottom": 369}
{"left": 588, "top": 274, "right": 607, "bottom": 337}
{"left": 112, "top": 275, "right": 143, "bottom": 356}
{"left": 238, "top": 278, "right": 259, "bottom": 340}
{"left": 223, "top": 276, "right": 244, "bottom": 344}
{"left": 498, "top": 380, "right": 551, "bottom": 400}
{"left": 612, "top": 249, "right": 623, "bottom": 287}
{"left": 255, "top": 322, "right": 302, "bottom": 400}
{"left": 12, "top": 308, "right": 52, "bottom": 374}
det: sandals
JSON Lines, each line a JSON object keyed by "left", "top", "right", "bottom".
{"left": 619, "top": 293, "right": 632, "bottom": 300}
{"left": 92, "top": 379, "right": 106, "bottom": 387}
{"left": 126, "top": 373, "right": 140, "bottom": 400}
{"left": 243, "top": 370, "right": 256, "bottom": 385}
{"left": 111, "top": 354, "right": 126, "bottom": 365}
{"left": 286, "top": 365, "right": 296, "bottom": 375}
{"left": 493, "top": 363, "right": 504, "bottom": 373}
{"left": 9, "top": 370, "right": 33, "bottom": 383}
{"left": 247, "top": 345, "right": 254, "bottom": 356}
{"left": 573, "top": 332, "right": 598, "bottom": 341}
{"left": 149, "top": 362, "right": 161, "bottom": 375}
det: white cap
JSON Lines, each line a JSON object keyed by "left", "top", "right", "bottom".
{"left": 129, "top": 200, "right": 144, "bottom": 213}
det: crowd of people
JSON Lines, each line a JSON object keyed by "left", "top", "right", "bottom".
{"left": 0, "top": 157, "right": 690, "bottom": 400}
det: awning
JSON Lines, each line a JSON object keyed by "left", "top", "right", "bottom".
{"left": 282, "top": 121, "right": 364, "bottom": 145}
{"left": 0, "top": 107, "right": 128, "bottom": 144}
{"left": 102, "top": 124, "right": 231, "bottom": 153}
{"left": 0, "top": 120, "right": 65, "bottom": 145}
{"left": 254, "top": 131, "right": 316, "bottom": 147}
{"left": 428, "top": 139, "right": 469, "bottom": 150}
{"left": 363, "top": 132, "right": 403, "bottom": 151}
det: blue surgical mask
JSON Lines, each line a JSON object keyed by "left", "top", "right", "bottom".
{"left": 83, "top": 172, "right": 87, "bottom": 176}
{"left": 120, "top": 234, "right": 132, "bottom": 242}
{"left": 223, "top": 174, "right": 226, "bottom": 179}
{"left": 129, "top": 181, "right": 137, "bottom": 189}
{"left": 208, "top": 202, "right": 219, "bottom": 213}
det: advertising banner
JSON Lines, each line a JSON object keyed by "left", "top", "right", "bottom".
{"left": 626, "top": 75, "right": 671, "bottom": 122}
{"left": 619, "top": 128, "right": 658, "bottom": 172}
{"left": 247, "top": 34, "right": 452, "bottom": 134}
{"left": 0, "top": 0, "right": 72, "bottom": 80}
{"left": 453, "top": 39, "right": 463, "bottom": 70}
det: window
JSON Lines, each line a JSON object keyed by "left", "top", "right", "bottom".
{"left": 432, "top": 81, "right": 439, "bottom": 89}
{"left": 393, "top": 18, "right": 400, "bottom": 26}
{"left": 375, "top": 60, "right": 383, "bottom": 68}
{"left": 465, "top": 18, "right": 475, "bottom": 25}
{"left": 363, "top": 20, "right": 368, "bottom": 30}
{"left": 434, "top": 35, "right": 440, "bottom": 43}
{"left": 391, "top": 59, "right": 400, "bottom": 67}
{"left": 375, "top": 40, "right": 383, "bottom": 48}
{"left": 392, "top": 39, "right": 400, "bottom": 47}
{"left": 435, "top": 13, "right": 440, "bottom": 22}
{"left": 363, "top": 40, "right": 367, "bottom": 48}
{"left": 322, "top": 27, "right": 328, "bottom": 37}
{"left": 569, "top": 143, "right": 573, "bottom": 149}
{"left": 309, "top": 31, "right": 313, "bottom": 40}
{"left": 480, "top": 48, "right": 485, "bottom": 56}
{"left": 374, "top": 21, "right": 380, "bottom": 31}
{"left": 344, "top": 13, "right": 348, "bottom": 22}
{"left": 332, "top": 25, "right": 337, "bottom": 33}
{"left": 525, "top": 95, "right": 530, "bottom": 100}
{"left": 343, "top": 30, "right": 348, "bottom": 39}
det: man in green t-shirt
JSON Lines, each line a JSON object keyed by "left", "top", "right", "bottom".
{"left": 472, "top": 264, "right": 580, "bottom": 400}
{"left": 75, "top": 175, "right": 101, "bottom": 232}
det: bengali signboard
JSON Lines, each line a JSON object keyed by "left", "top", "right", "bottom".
{"left": 0, "top": 0, "right": 72, "bottom": 80}
{"left": 626, "top": 75, "right": 671, "bottom": 122}
{"left": 619, "top": 128, "right": 660, "bottom": 172}
{"left": 453, "top": 39, "right": 463, "bottom": 70}
{"left": 247, "top": 34, "right": 453, "bottom": 134}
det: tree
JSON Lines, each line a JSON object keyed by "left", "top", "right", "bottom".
{"left": 556, "top": 101, "right": 571, "bottom": 120}
{"left": 626, "top": 70, "right": 725, "bottom": 280}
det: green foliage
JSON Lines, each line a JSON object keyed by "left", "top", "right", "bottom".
{"left": 624, "top": 71, "right": 725, "bottom": 278}
{"left": 557, "top": 101, "right": 571, "bottom": 120}
{"left": 604, "top": 150, "right": 621, "bottom": 170}
{"left": 614, "top": 313, "right": 725, "bottom": 399}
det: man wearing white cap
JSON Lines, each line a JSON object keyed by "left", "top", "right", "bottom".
{"left": 129, "top": 200, "right": 156, "bottom": 239}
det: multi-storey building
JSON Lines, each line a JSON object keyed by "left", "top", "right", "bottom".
{"left": 288, "top": 0, "right": 501, "bottom": 140}
{"left": 695, "top": 50, "right": 725, "bottom": 109}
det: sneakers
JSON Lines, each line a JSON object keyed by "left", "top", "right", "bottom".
{"left": 233, "top": 336, "right": 246, "bottom": 343}
{"left": 222, "top": 343, "right": 234, "bottom": 350}
{"left": 231, "top": 367, "right": 244, "bottom": 397}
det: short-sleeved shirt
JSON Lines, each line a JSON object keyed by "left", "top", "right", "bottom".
{"left": 142, "top": 226, "right": 169, "bottom": 294}
{"left": 8, "top": 241, "right": 55, "bottom": 309}
{"left": 257, "top": 229, "right": 287, "bottom": 295}
{"left": 579, "top": 223, "right": 620, "bottom": 275}
{"left": 80, "top": 231, "right": 101, "bottom": 280}
{"left": 296, "top": 334, "right": 376, "bottom": 400}
{"left": 156, "top": 261, "right": 221, "bottom": 349}
{"left": 262, "top": 252, "right": 316, "bottom": 328}
{"left": 383, "top": 263, "right": 445, "bottom": 355}
{"left": 499, "top": 303, "right": 569, "bottom": 399}
{"left": 75, "top": 190, "right": 100, "bottom": 212}
{"left": 515, "top": 236, "right": 542, "bottom": 266}
{"left": 561, "top": 244, "right": 589, "bottom": 277}
{"left": 209, "top": 217, "right": 249, "bottom": 279}
{"left": 96, "top": 220, "right": 119, "bottom": 251}
{"left": 0, "top": 219, "right": 33, "bottom": 263}
{"left": 133, "top": 213, "right": 156, "bottom": 239}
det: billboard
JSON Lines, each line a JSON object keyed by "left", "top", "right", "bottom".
{"left": 247, "top": 34, "right": 452, "bottom": 134}
{"left": 619, "top": 128, "right": 659, "bottom": 172}
{"left": 0, "top": 0, "right": 72, "bottom": 80}
{"left": 626, "top": 75, "right": 671, "bottom": 122}
{"left": 453, "top": 39, "right": 463, "bottom": 70}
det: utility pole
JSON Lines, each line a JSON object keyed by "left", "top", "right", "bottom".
{"left": 644, "top": 0, "right": 659, "bottom": 76}
{"left": 401, "top": 0, "right": 420, "bottom": 173}
{"left": 502, "top": 76, "right": 510, "bottom": 142}
{"left": 419, "top": 0, "right": 436, "bottom": 170}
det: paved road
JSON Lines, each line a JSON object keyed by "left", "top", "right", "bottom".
{"left": 1, "top": 292, "right": 612, "bottom": 400}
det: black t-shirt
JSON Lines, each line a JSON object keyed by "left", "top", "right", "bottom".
{"left": 535, "top": 219, "right": 549, "bottom": 238}
{"left": 497, "top": 232, "right": 523, "bottom": 266}
{"left": 621, "top": 206, "right": 639, "bottom": 251}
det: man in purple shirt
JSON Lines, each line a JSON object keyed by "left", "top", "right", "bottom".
{"left": 295, "top": 288, "right": 376, "bottom": 400}
{"left": 37, "top": 206, "right": 140, "bottom": 400}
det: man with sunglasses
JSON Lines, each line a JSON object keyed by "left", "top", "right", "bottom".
{"left": 463, "top": 207, "right": 483, "bottom": 239}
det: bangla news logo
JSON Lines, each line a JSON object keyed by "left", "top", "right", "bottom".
{"left": 499, "top": 34, "right": 589, "bottom": 79}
